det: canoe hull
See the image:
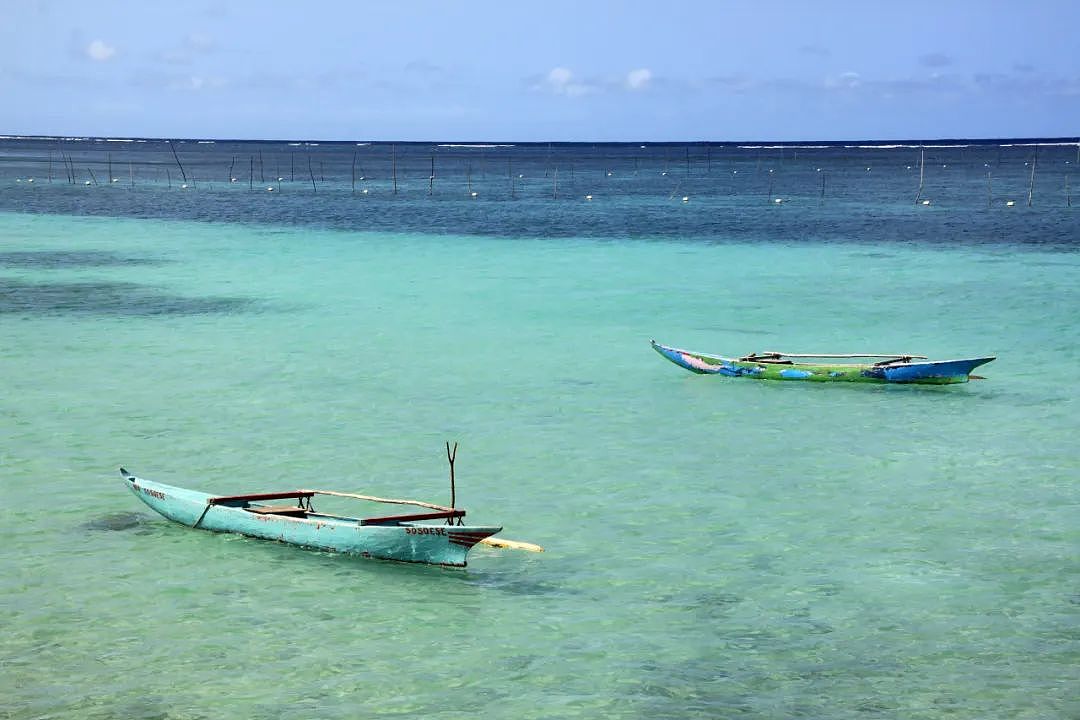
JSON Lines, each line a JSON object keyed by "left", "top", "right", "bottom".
{"left": 651, "top": 341, "right": 994, "bottom": 385}
{"left": 124, "top": 472, "right": 500, "bottom": 567}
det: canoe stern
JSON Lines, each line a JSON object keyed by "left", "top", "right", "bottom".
{"left": 871, "top": 356, "right": 996, "bottom": 384}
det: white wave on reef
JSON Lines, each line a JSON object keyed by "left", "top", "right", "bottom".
{"left": 437, "top": 144, "right": 516, "bottom": 148}
{"left": 739, "top": 145, "right": 831, "bottom": 150}
{"left": 1001, "top": 141, "right": 1080, "bottom": 147}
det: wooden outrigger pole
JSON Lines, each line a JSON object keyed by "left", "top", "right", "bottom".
{"left": 757, "top": 351, "right": 929, "bottom": 360}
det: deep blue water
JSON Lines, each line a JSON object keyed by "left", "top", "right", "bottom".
{"left": 1, "top": 137, "right": 1078, "bottom": 247}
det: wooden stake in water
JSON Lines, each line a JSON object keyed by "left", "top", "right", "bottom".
{"left": 553, "top": 166, "right": 558, "bottom": 199}
{"left": 467, "top": 161, "right": 472, "bottom": 195}
{"left": 1027, "top": 145, "right": 1038, "bottom": 207}
{"left": 307, "top": 156, "right": 317, "bottom": 192}
{"left": 392, "top": 144, "right": 398, "bottom": 195}
{"left": 249, "top": 157, "right": 253, "bottom": 190}
{"left": 229, "top": 155, "right": 236, "bottom": 182}
{"left": 428, "top": 154, "right": 434, "bottom": 195}
{"left": 820, "top": 172, "right": 826, "bottom": 205}
{"left": 129, "top": 161, "right": 134, "bottom": 187}
{"left": 47, "top": 150, "right": 53, "bottom": 183}
{"left": 1067, "top": 174, "right": 1072, "bottom": 208}
{"left": 168, "top": 140, "right": 188, "bottom": 183}
{"left": 914, "top": 148, "right": 925, "bottom": 206}
{"left": 987, "top": 171, "right": 992, "bottom": 208}
{"left": 352, "top": 151, "right": 357, "bottom": 193}
{"left": 509, "top": 157, "right": 515, "bottom": 199}
{"left": 107, "top": 152, "right": 113, "bottom": 183}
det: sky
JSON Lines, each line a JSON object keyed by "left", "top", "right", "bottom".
{"left": 2, "top": 0, "right": 1078, "bottom": 142}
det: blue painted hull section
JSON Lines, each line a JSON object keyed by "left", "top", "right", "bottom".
{"left": 123, "top": 473, "right": 500, "bottom": 567}
{"left": 879, "top": 357, "right": 991, "bottom": 382}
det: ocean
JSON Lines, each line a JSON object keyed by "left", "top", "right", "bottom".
{"left": 1, "top": 137, "right": 1077, "bottom": 719}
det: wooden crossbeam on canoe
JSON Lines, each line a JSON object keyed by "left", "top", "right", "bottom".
{"left": 360, "top": 509, "right": 466, "bottom": 526}
{"left": 209, "top": 490, "right": 315, "bottom": 505}
{"left": 759, "top": 351, "right": 929, "bottom": 360}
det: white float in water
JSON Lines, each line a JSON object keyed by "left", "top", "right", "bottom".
{"left": 921, "top": 199, "right": 931, "bottom": 205}
{"left": 362, "top": 188, "right": 369, "bottom": 194}
{"left": 774, "top": 198, "right": 783, "bottom": 204}
{"left": 682, "top": 196, "right": 689, "bottom": 203}
{"left": 470, "top": 191, "right": 478, "bottom": 198}
{"left": 230, "top": 178, "right": 237, "bottom": 182}
{"left": 84, "top": 180, "right": 91, "bottom": 185}
{"left": 1005, "top": 200, "right": 1015, "bottom": 206}
{"left": 277, "top": 177, "right": 283, "bottom": 182}
{"left": 585, "top": 194, "right": 593, "bottom": 201}
{"left": 181, "top": 184, "right": 188, "bottom": 189}
{"left": 267, "top": 187, "right": 274, "bottom": 192}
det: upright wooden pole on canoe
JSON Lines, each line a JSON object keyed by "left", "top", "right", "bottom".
{"left": 446, "top": 441, "right": 458, "bottom": 518}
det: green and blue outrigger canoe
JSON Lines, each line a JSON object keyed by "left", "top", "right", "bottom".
{"left": 651, "top": 340, "right": 995, "bottom": 385}
{"left": 122, "top": 468, "right": 509, "bottom": 567}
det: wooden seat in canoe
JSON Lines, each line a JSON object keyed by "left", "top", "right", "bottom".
{"left": 245, "top": 505, "right": 308, "bottom": 517}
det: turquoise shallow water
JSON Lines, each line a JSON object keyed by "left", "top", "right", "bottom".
{"left": 1, "top": 142, "right": 1079, "bottom": 719}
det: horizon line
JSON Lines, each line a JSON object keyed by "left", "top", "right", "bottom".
{"left": 2, "top": 132, "right": 1078, "bottom": 147}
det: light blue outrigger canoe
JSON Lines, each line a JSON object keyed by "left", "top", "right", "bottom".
{"left": 121, "top": 467, "right": 511, "bottom": 567}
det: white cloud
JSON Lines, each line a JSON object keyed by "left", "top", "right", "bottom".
{"left": 86, "top": 39, "right": 116, "bottom": 62}
{"left": 541, "top": 67, "right": 593, "bottom": 97}
{"left": 825, "top": 71, "right": 861, "bottom": 89}
{"left": 625, "top": 68, "right": 652, "bottom": 91}
{"left": 178, "top": 75, "right": 226, "bottom": 91}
